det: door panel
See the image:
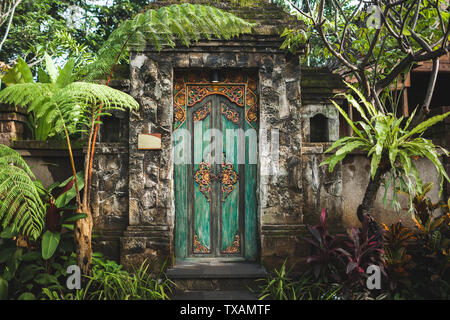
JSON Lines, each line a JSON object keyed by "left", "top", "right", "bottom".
{"left": 174, "top": 81, "right": 258, "bottom": 261}
{"left": 191, "top": 100, "right": 212, "bottom": 254}
{"left": 220, "top": 99, "right": 243, "bottom": 254}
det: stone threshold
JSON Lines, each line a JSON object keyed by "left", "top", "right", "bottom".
{"left": 167, "top": 261, "right": 267, "bottom": 279}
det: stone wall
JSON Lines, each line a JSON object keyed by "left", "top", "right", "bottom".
{"left": 299, "top": 68, "right": 345, "bottom": 232}
{"left": 342, "top": 154, "right": 444, "bottom": 228}
{"left": 299, "top": 68, "right": 447, "bottom": 235}
{"left": 90, "top": 143, "right": 130, "bottom": 261}
{"left": 0, "top": 105, "right": 27, "bottom": 146}
{"left": 11, "top": 143, "right": 84, "bottom": 189}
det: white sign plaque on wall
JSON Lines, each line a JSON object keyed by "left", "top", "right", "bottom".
{"left": 137, "top": 133, "right": 162, "bottom": 150}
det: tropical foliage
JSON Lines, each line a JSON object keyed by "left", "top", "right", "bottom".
{"left": 0, "top": 169, "right": 86, "bottom": 300}
{"left": 81, "top": 3, "right": 254, "bottom": 81}
{"left": 0, "top": 54, "right": 139, "bottom": 141}
{"left": 0, "top": 54, "right": 140, "bottom": 274}
{"left": 383, "top": 185, "right": 449, "bottom": 299}
{"left": 302, "top": 209, "right": 347, "bottom": 283}
{"left": 0, "top": 0, "right": 131, "bottom": 65}
{"left": 321, "top": 83, "right": 450, "bottom": 221}
{"left": 0, "top": 145, "right": 45, "bottom": 240}
{"left": 303, "top": 209, "right": 386, "bottom": 294}
{"left": 257, "top": 260, "right": 342, "bottom": 300}
{"left": 299, "top": 205, "right": 449, "bottom": 299}
{"left": 273, "top": 0, "right": 450, "bottom": 115}
{"left": 42, "top": 258, "right": 173, "bottom": 300}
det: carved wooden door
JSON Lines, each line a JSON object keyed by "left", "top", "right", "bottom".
{"left": 174, "top": 78, "right": 258, "bottom": 261}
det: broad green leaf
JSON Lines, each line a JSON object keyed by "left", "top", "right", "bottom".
{"left": 18, "top": 292, "right": 36, "bottom": 300}
{"left": 56, "top": 58, "right": 75, "bottom": 88}
{"left": 55, "top": 171, "right": 84, "bottom": 209}
{"left": 370, "top": 151, "right": 382, "bottom": 179}
{"left": 16, "top": 57, "right": 34, "bottom": 83}
{"left": 323, "top": 136, "right": 356, "bottom": 154}
{"left": 34, "top": 273, "right": 59, "bottom": 285}
{"left": 330, "top": 100, "right": 365, "bottom": 139}
{"left": 402, "top": 29, "right": 411, "bottom": 36}
{"left": 41, "top": 230, "right": 60, "bottom": 260}
{"left": 38, "top": 68, "right": 51, "bottom": 83}
{"left": 335, "top": 140, "right": 367, "bottom": 156}
{"left": 60, "top": 213, "right": 87, "bottom": 223}
{"left": 401, "top": 111, "right": 450, "bottom": 141}
{"left": 0, "top": 278, "right": 8, "bottom": 300}
{"left": 44, "top": 53, "right": 58, "bottom": 83}
{"left": 20, "top": 251, "right": 42, "bottom": 262}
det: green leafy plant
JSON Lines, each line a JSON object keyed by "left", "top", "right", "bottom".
{"left": 0, "top": 145, "right": 45, "bottom": 240}
{"left": 0, "top": 170, "right": 87, "bottom": 300}
{"left": 257, "top": 260, "right": 341, "bottom": 300}
{"left": 0, "top": 54, "right": 139, "bottom": 274}
{"left": 382, "top": 185, "right": 449, "bottom": 299}
{"left": 382, "top": 221, "right": 416, "bottom": 288}
{"left": 302, "top": 208, "right": 346, "bottom": 283}
{"left": 273, "top": 0, "right": 450, "bottom": 119}
{"left": 42, "top": 258, "right": 173, "bottom": 300}
{"left": 321, "top": 83, "right": 450, "bottom": 223}
{"left": 0, "top": 234, "right": 77, "bottom": 300}
{"left": 37, "top": 171, "right": 85, "bottom": 261}
{"left": 81, "top": 3, "right": 255, "bottom": 81}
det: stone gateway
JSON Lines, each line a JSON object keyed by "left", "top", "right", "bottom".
{"left": 86, "top": 0, "right": 445, "bottom": 273}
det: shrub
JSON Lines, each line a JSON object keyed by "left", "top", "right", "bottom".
{"left": 257, "top": 260, "right": 341, "bottom": 300}
{"left": 42, "top": 257, "right": 173, "bottom": 300}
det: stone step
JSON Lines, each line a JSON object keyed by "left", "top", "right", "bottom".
{"left": 167, "top": 261, "right": 267, "bottom": 293}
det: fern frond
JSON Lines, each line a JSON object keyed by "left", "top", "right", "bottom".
{"left": 81, "top": 3, "right": 254, "bottom": 81}
{"left": 0, "top": 80, "right": 139, "bottom": 137}
{"left": 0, "top": 146, "right": 45, "bottom": 240}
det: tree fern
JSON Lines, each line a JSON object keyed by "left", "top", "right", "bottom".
{"left": 81, "top": 3, "right": 255, "bottom": 80}
{"left": 0, "top": 77, "right": 139, "bottom": 139}
{"left": 0, "top": 56, "right": 140, "bottom": 212}
{"left": 0, "top": 145, "right": 45, "bottom": 240}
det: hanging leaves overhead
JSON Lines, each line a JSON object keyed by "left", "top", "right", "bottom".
{"left": 81, "top": 3, "right": 255, "bottom": 80}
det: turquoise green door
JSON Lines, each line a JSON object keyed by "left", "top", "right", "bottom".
{"left": 174, "top": 86, "right": 258, "bottom": 261}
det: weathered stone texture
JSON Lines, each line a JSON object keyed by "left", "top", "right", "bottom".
{"left": 90, "top": 143, "right": 130, "bottom": 261}
{"left": 300, "top": 147, "right": 344, "bottom": 230}
{"left": 0, "top": 105, "right": 27, "bottom": 146}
